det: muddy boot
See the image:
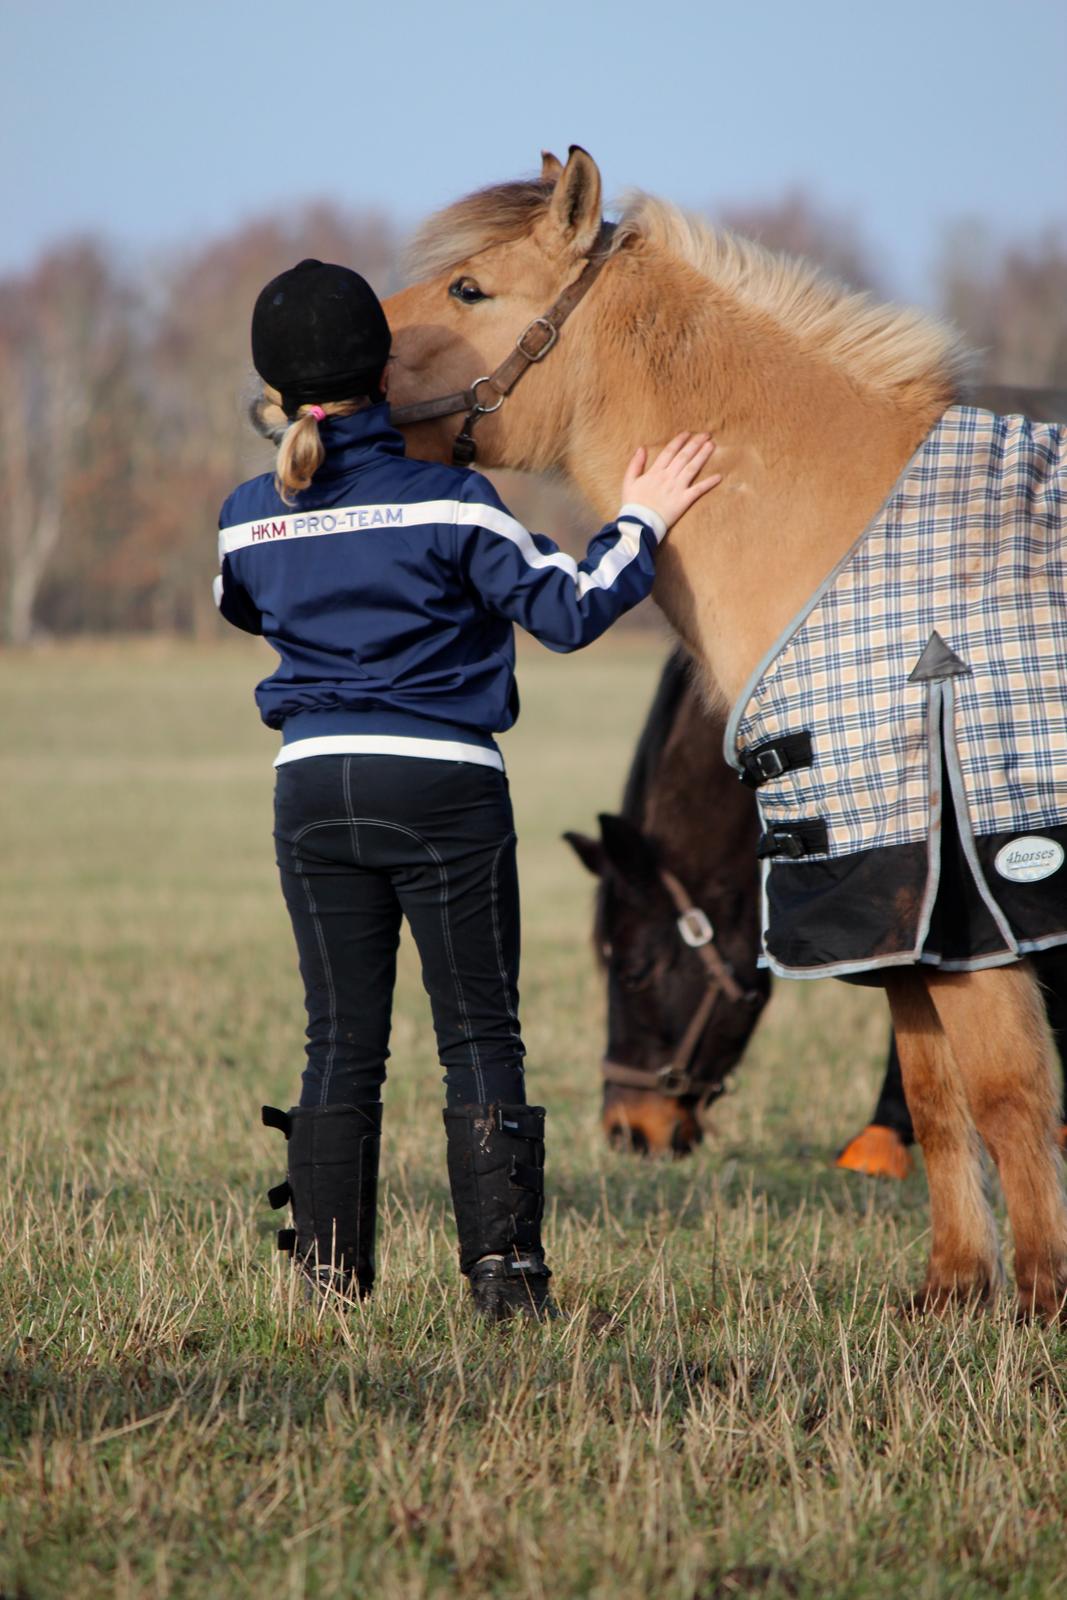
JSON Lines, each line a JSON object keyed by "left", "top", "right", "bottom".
{"left": 443, "top": 1103, "right": 557, "bottom": 1321}
{"left": 262, "top": 1102, "right": 381, "bottom": 1300}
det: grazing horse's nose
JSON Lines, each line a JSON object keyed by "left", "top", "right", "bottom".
{"left": 602, "top": 1088, "right": 704, "bottom": 1158}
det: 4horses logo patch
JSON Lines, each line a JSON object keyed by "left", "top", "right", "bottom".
{"left": 994, "top": 837, "right": 1065, "bottom": 883}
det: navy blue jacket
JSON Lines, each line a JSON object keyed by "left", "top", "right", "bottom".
{"left": 215, "top": 406, "right": 665, "bottom": 758}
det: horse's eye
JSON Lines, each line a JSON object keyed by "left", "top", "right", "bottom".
{"left": 449, "top": 277, "right": 488, "bottom": 305}
{"left": 617, "top": 957, "right": 656, "bottom": 992}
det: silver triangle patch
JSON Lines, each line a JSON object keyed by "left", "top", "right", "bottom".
{"left": 908, "top": 629, "right": 971, "bottom": 683}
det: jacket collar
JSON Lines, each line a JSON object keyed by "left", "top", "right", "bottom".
{"left": 315, "top": 404, "right": 407, "bottom": 471}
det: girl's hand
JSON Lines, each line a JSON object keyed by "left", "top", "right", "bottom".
{"left": 622, "top": 433, "right": 720, "bottom": 530}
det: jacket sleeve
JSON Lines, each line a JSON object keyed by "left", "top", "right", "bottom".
{"left": 214, "top": 501, "right": 263, "bottom": 636}
{"left": 213, "top": 558, "right": 263, "bottom": 635}
{"left": 455, "top": 475, "right": 666, "bottom": 653}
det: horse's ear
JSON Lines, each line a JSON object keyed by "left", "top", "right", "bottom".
{"left": 546, "top": 145, "right": 603, "bottom": 256}
{"left": 540, "top": 150, "right": 564, "bottom": 184}
{"left": 597, "top": 813, "right": 660, "bottom": 893}
{"left": 562, "top": 830, "right": 604, "bottom": 877}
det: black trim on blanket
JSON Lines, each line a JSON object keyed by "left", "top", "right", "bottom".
{"left": 762, "top": 820, "right": 1067, "bottom": 978}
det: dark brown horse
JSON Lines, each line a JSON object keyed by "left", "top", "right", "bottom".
{"left": 564, "top": 648, "right": 768, "bottom": 1154}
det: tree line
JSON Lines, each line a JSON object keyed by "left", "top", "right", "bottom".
{"left": 1, "top": 196, "right": 1064, "bottom": 644}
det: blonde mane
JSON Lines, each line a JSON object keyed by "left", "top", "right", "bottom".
{"left": 405, "top": 178, "right": 970, "bottom": 395}
{"left": 612, "top": 193, "right": 970, "bottom": 393}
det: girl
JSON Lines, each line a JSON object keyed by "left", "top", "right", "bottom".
{"left": 216, "top": 258, "right": 720, "bottom": 1320}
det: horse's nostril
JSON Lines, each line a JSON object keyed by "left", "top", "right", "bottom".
{"left": 606, "top": 1117, "right": 650, "bottom": 1155}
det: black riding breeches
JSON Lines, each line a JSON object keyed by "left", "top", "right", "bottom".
{"left": 273, "top": 754, "right": 526, "bottom": 1110}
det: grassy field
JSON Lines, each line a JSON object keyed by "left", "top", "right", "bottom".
{"left": 2, "top": 636, "right": 1065, "bottom": 1600}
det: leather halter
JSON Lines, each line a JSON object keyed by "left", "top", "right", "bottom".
{"left": 389, "top": 222, "right": 617, "bottom": 466}
{"left": 601, "top": 865, "right": 758, "bottom": 1107}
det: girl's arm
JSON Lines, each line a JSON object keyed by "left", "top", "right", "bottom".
{"left": 456, "top": 434, "right": 718, "bottom": 653}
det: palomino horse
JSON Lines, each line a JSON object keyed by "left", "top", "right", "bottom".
{"left": 384, "top": 147, "right": 1067, "bottom": 1318}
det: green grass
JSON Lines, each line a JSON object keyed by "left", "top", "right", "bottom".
{"left": 2, "top": 636, "right": 1064, "bottom": 1600}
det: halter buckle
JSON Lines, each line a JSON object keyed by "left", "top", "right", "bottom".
{"left": 677, "top": 907, "right": 714, "bottom": 948}
{"left": 516, "top": 318, "right": 558, "bottom": 362}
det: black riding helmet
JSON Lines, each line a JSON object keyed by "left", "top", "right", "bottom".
{"left": 251, "top": 258, "right": 391, "bottom": 417}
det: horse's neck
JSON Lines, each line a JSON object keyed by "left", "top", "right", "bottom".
{"left": 641, "top": 685, "right": 764, "bottom": 969}
{"left": 565, "top": 261, "right": 950, "bottom": 705}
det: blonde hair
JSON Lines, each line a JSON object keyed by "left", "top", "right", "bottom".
{"left": 249, "top": 386, "right": 369, "bottom": 504}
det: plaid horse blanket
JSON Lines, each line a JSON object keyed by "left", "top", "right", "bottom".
{"left": 724, "top": 405, "right": 1067, "bottom": 979}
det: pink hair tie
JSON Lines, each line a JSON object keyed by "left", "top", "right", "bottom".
{"left": 307, "top": 405, "right": 326, "bottom": 422}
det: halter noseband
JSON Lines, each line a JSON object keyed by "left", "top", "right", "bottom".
{"left": 389, "top": 222, "right": 617, "bottom": 466}
{"left": 601, "top": 864, "right": 761, "bottom": 1109}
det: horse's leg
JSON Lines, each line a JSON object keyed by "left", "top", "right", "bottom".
{"left": 885, "top": 970, "right": 1002, "bottom": 1307}
{"left": 925, "top": 962, "right": 1067, "bottom": 1320}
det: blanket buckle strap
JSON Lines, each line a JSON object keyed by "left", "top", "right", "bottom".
{"left": 739, "top": 731, "right": 814, "bottom": 789}
{"left": 757, "top": 818, "right": 829, "bottom": 860}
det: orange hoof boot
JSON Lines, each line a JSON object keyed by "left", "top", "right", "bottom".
{"left": 835, "top": 1123, "right": 913, "bottom": 1180}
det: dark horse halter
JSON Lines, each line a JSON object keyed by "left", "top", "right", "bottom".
{"left": 389, "top": 223, "right": 617, "bottom": 466}
{"left": 601, "top": 864, "right": 758, "bottom": 1109}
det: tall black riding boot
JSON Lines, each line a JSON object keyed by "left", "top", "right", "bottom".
{"left": 443, "top": 1103, "right": 556, "bottom": 1321}
{"left": 261, "top": 1102, "right": 381, "bottom": 1299}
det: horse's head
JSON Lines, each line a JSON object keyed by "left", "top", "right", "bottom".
{"left": 565, "top": 812, "right": 761, "bottom": 1157}
{"left": 384, "top": 147, "right": 606, "bottom": 471}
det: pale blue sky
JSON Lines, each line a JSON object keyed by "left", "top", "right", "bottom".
{"left": 3, "top": 0, "right": 1065, "bottom": 303}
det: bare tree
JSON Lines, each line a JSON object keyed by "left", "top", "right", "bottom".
{"left": 939, "top": 221, "right": 1067, "bottom": 387}
{"left": 718, "top": 188, "right": 882, "bottom": 293}
{"left": 0, "top": 243, "right": 129, "bottom": 644}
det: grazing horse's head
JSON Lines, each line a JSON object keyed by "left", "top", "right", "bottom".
{"left": 565, "top": 813, "right": 765, "bottom": 1157}
{"left": 385, "top": 147, "right": 607, "bottom": 472}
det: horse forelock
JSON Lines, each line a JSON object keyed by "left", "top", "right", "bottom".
{"left": 610, "top": 192, "right": 971, "bottom": 394}
{"left": 402, "top": 179, "right": 555, "bottom": 284}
